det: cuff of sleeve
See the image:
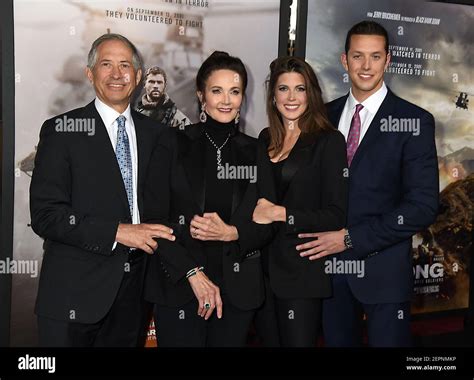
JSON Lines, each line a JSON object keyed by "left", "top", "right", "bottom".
{"left": 232, "top": 221, "right": 254, "bottom": 257}
{"left": 347, "top": 225, "right": 373, "bottom": 259}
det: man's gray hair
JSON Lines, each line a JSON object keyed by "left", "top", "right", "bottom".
{"left": 87, "top": 33, "right": 143, "bottom": 71}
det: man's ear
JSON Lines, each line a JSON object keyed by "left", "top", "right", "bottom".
{"left": 384, "top": 53, "right": 391, "bottom": 70}
{"left": 341, "top": 53, "right": 349, "bottom": 71}
{"left": 86, "top": 67, "right": 94, "bottom": 83}
{"left": 135, "top": 69, "right": 142, "bottom": 85}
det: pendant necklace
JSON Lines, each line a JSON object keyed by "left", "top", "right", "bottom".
{"left": 204, "top": 131, "right": 231, "bottom": 168}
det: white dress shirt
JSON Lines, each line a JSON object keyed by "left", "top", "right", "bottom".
{"left": 94, "top": 97, "right": 140, "bottom": 227}
{"left": 338, "top": 82, "right": 388, "bottom": 143}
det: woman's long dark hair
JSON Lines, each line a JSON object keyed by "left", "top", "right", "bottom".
{"left": 266, "top": 56, "right": 334, "bottom": 157}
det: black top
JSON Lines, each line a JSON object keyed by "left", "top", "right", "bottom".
{"left": 202, "top": 114, "right": 235, "bottom": 287}
{"left": 271, "top": 158, "right": 286, "bottom": 202}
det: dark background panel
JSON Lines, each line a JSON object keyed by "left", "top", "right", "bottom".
{"left": 1, "top": 0, "right": 14, "bottom": 347}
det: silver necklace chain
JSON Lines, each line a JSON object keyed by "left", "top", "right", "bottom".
{"left": 204, "top": 131, "right": 231, "bottom": 168}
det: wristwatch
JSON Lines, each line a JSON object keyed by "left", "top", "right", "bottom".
{"left": 343, "top": 229, "right": 353, "bottom": 249}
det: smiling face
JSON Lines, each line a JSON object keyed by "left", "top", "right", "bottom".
{"left": 86, "top": 39, "right": 142, "bottom": 113}
{"left": 197, "top": 69, "right": 243, "bottom": 123}
{"left": 342, "top": 34, "right": 390, "bottom": 102}
{"left": 274, "top": 72, "right": 308, "bottom": 128}
{"left": 145, "top": 73, "right": 166, "bottom": 102}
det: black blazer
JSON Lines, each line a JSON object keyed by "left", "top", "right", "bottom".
{"left": 30, "top": 100, "right": 163, "bottom": 323}
{"left": 143, "top": 124, "right": 273, "bottom": 311}
{"left": 257, "top": 127, "right": 348, "bottom": 298}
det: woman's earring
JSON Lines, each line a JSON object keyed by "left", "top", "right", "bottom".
{"left": 200, "top": 103, "right": 207, "bottom": 123}
{"left": 272, "top": 97, "right": 276, "bottom": 106}
{"left": 235, "top": 110, "right": 240, "bottom": 125}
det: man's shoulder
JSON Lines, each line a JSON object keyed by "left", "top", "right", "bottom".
{"left": 39, "top": 101, "right": 95, "bottom": 139}
{"left": 132, "top": 109, "right": 167, "bottom": 131}
{"left": 389, "top": 91, "right": 433, "bottom": 119}
{"left": 325, "top": 94, "right": 348, "bottom": 110}
{"left": 44, "top": 101, "right": 94, "bottom": 125}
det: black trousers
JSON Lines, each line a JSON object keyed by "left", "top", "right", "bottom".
{"left": 275, "top": 297, "right": 322, "bottom": 347}
{"left": 253, "top": 274, "right": 280, "bottom": 347}
{"left": 38, "top": 254, "right": 147, "bottom": 347}
{"left": 154, "top": 294, "right": 254, "bottom": 347}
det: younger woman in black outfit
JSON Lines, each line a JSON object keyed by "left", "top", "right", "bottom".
{"left": 253, "top": 56, "right": 348, "bottom": 347}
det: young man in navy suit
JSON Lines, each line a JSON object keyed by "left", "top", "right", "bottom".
{"left": 296, "top": 21, "right": 439, "bottom": 347}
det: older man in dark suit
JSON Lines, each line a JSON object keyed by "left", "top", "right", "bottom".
{"left": 30, "top": 33, "right": 175, "bottom": 347}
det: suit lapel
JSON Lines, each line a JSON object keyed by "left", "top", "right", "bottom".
{"left": 83, "top": 102, "right": 130, "bottom": 215}
{"left": 133, "top": 111, "right": 149, "bottom": 215}
{"left": 327, "top": 94, "right": 348, "bottom": 129}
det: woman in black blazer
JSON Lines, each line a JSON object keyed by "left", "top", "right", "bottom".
{"left": 253, "top": 56, "right": 348, "bottom": 347}
{"left": 143, "top": 51, "right": 272, "bottom": 347}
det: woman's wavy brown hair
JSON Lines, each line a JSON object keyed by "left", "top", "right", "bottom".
{"left": 265, "top": 56, "right": 334, "bottom": 157}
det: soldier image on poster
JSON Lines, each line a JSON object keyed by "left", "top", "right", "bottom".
{"left": 136, "top": 66, "right": 191, "bottom": 129}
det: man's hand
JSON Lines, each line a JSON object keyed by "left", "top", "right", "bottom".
{"left": 115, "top": 223, "right": 175, "bottom": 254}
{"left": 296, "top": 229, "right": 347, "bottom": 260}
{"left": 190, "top": 213, "right": 238, "bottom": 242}
{"left": 188, "top": 270, "right": 223, "bottom": 320}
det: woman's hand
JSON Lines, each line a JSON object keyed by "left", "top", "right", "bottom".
{"left": 252, "top": 198, "right": 285, "bottom": 224}
{"left": 187, "top": 269, "right": 223, "bottom": 319}
{"left": 189, "top": 212, "right": 238, "bottom": 242}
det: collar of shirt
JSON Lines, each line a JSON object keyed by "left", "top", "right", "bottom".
{"left": 338, "top": 82, "right": 388, "bottom": 143}
{"left": 94, "top": 97, "right": 135, "bottom": 149}
{"left": 347, "top": 82, "right": 388, "bottom": 117}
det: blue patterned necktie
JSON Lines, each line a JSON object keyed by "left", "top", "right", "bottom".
{"left": 116, "top": 115, "right": 133, "bottom": 217}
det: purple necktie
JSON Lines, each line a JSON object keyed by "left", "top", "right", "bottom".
{"left": 347, "top": 104, "right": 364, "bottom": 166}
